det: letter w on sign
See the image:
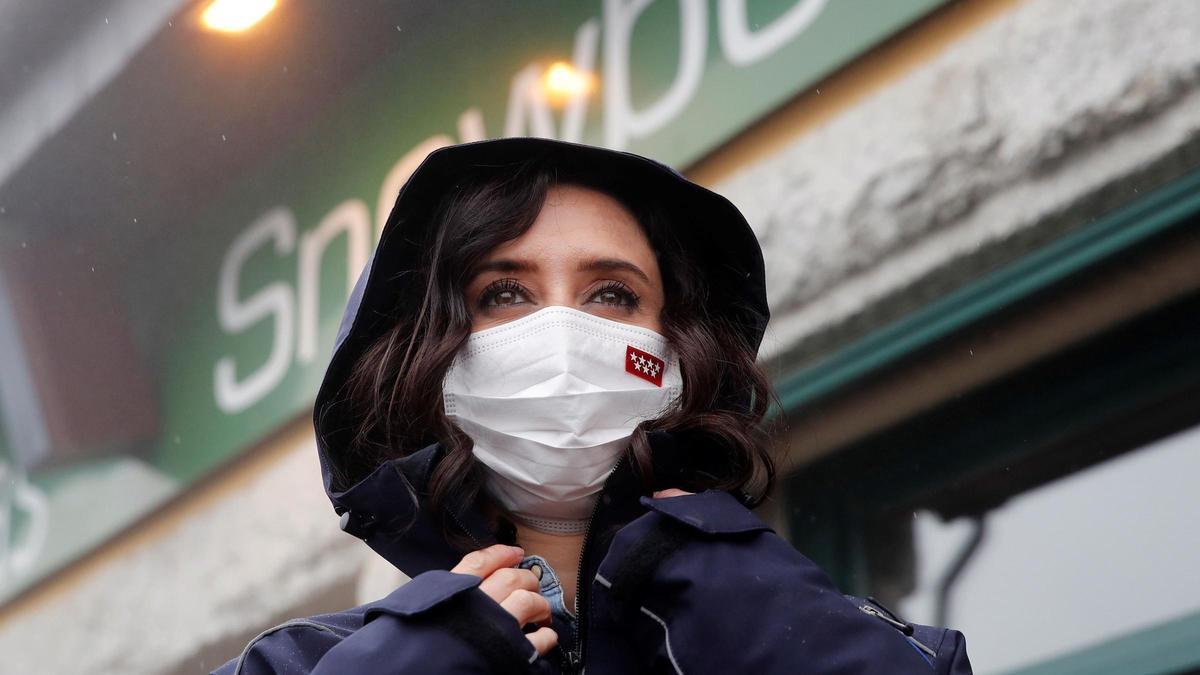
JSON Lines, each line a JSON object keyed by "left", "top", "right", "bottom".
{"left": 625, "top": 346, "right": 664, "bottom": 386}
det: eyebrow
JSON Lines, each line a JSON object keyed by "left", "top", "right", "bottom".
{"left": 472, "top": 259, "right": 537, "bottom": 275}
{"left": 577, "top": 257, "right": 651, "bottom": 284}
{"left": 470, "top": 257, "right": 651, "bottom": 284}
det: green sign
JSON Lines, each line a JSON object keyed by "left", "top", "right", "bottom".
{"left": 156, "top": 0, "right": 948, "bottom": 478}
{"left": 1, "top": 0, "right": 948, "bottom": 603}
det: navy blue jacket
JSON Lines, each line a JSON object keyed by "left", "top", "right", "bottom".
{"left": 213, "top": 433, "right": 971, "bottom": 674}
{"left": 213, "top": 139, "right": 972, "bottom": 674}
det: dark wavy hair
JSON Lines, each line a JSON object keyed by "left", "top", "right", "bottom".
{"left": 337, "top": 157, "right": 778, "bottom": 549}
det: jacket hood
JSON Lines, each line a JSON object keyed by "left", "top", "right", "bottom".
{"left": 310, "top": 137, "right": 768, "bottom": 573}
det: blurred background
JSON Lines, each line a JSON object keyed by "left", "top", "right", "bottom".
{"left": 0, "top": 0, "right": 1198, "bottom": 673}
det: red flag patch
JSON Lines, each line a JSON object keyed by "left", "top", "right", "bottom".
{"left": 625, "top": 345, "right": 665, "bottom": 386}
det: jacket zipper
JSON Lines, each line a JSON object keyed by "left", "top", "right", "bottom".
{"left": 567, "top": 454, "right": 627, "bottom": 673}
{"left": 446, "top": 457, "right": 625, "bottom": 673}
{"left": 858, "top": 604, "right": 937, "bottom": 659}
{"left": 449, "top": 503, "right": 485, "bottom": 550}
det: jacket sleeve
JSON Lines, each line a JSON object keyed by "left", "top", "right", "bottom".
{"left": 588, "top": 490, "right": 970, "bottom": 675}
{"left": 212, "top": 570, "right": 544, "bottom": 675}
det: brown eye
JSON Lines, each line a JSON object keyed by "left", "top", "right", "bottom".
{"left": 596, "top": 289, "right": 623, "bottom": 305}
{"left": 493, "top": 289, "right": 521, "bottom": 306}
{"left": 588, "top": 282, "right": 639, "bottom": 309}
{"left": 479, "top": 279, "right": 530, "bottom": 310}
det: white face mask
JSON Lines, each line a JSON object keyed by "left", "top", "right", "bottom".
{"left": 442, "top": 306, "right": 683, "bottom": 534}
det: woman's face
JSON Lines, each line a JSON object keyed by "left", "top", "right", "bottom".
{"left": 464, "top": 184, "right": 665, "bottom": 333}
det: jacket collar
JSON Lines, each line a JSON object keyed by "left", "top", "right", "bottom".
{"left": 330, "top": 430, "right": 693, "bottom": 578}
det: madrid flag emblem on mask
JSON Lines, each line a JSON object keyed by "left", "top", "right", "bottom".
{"left": 626, "top": 345, "right": 665, "bottom": 386}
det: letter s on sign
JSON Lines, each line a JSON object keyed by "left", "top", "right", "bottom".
{"left": 214, "top": 207, "right": 297, "bottom": 414}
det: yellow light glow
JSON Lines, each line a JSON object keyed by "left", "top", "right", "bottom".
{"left": 542, "top": 62, "right": 595, "bottom": 103}
{"left": 201, "top": 0, "right": 277, "bottom": 33}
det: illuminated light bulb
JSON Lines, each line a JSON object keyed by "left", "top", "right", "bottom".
{"left": 542, "top": 61, "right": 595, "bottom": 104}
{"left": 201, "top": 0, "right": 278, "bottom": 33}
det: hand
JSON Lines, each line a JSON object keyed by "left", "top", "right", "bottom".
{"left": 451, "top": 544, "right": 558, "bottom": 656}
{"left": 652, "top": 488, "right": 693, "bottom": 498}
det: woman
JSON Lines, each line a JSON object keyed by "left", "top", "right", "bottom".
{"left": 215, "top": 137, "right": 972, "bottom": 674}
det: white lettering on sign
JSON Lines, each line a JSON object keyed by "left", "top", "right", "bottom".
{"left": 506, "top": 64, "right": 557, "bottom": 139}
{"left": 506, "top": 19, "right": 600, "bottom": 142}
{"left": 213, "top": 0, "right": 835, "bottom": 414}
{"left": 0, "top": 460, "right": 49, "bottom": 587}
{"left": 374, "top": 135, "right": 455, "bottom": 241}
{"left": 297, "top": 199, "right": 371, "bottom": 364}
{"left": 215, "top": 207, "right": 297, "bottom": 414}
{"left": 457, "top": 109, "right": 488, "bottom": 146}
{"left": 564, "top": 19, "right": 601, "bottom": 143}
{"left": 718, "top": 0, "right": 827, "bottom": 66}
{"left": 604, "top": 0, "right": 707, "bottom": 150}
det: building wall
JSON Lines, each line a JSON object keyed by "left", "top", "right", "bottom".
{"left": 0, "top": 421, "right": 363, "bottom": 675}
{"left": 717, "top": 0, "right": 1200, "bottom": 371}
{"left": 1, "top": 0, "right": 1198, "bottom": 672}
